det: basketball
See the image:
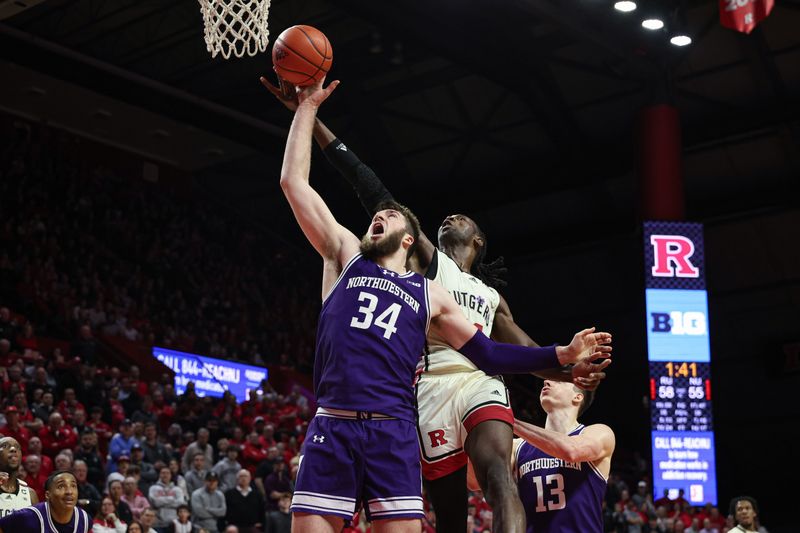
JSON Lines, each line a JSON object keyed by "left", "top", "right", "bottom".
{"left": 272, "top": 25, "right": 333, "bottom": 87}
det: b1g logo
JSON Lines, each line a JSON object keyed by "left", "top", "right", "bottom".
{"left": 651, "top": 311, "right": 707, "bottom": 336}
{"left": 650, "top": 235, "right": 700, "bottom": 278}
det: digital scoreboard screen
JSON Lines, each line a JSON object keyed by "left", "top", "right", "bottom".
{"left": 644, "top": 222, "right": 717, "bottom": 505}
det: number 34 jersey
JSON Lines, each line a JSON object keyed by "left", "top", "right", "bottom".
{"left": 514, "top": 425, "right": 607, "bottom": 533}
{"left": 314, "top": 253, "right": 431, "bottom": 423}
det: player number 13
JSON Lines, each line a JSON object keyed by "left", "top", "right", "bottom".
{"left": 532, "top": 473, "right": 566, "bottom": 512}
{"left": 350, "top": 291, "right": 402, "bottom": 340}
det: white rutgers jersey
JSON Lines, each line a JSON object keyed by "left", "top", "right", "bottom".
{"left": 419, "top": 249, "right": 500, "bottom": 374}
{"left": 0, "top": 478, "right": 33, "bottom": 517}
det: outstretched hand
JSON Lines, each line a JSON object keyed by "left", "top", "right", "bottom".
{"left": 572, "top": 358, "right": 612, "bottom": 391}
{"left": 557, "top": 327, "right": 612, "bottom": 366}
{"left": 260, "top": 74, "right": 299, "bottom": 111}
{"left": 260, "top": 75, "right": 339, "bottom": 110}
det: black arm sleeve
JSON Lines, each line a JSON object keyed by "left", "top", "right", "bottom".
{"left": 322, "top": 138, "right": 395, "bottom": 216}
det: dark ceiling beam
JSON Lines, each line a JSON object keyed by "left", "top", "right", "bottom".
{"left": 509, "top": 0, "right": 661, "bottom": 80}
{"left": 334, "top": 0, "right": 583, "bottom": 154}
{"left": 56, "top": 0, "right": 138, "bottom": 41}
{"left": 0, "top": 23, "right": 286, "bottom": 150}
{"left": 70, "top": 2, "right": 184, "bottom": 49}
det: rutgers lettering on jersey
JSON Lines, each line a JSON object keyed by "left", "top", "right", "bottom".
{"left": 422, "top": 249, "right": 500, "bottom": 374}
{"left": 314, "top": 254, "right": 430, "bottom": 422}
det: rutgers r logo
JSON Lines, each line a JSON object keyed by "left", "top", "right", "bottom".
{"left": 428, "top": 429, "right": 448, "bottom": 448}
{"left": 650, "top": 235, "right": 700, "bottom": 278}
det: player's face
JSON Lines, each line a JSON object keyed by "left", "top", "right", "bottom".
{"left": 46, "top": 473, "right": 78, "bottom": 512}
{"left": 0, "top": 437, "right": 22, "bottom": 471}
{"left": 367, "top": 210, "right": 408, "bottom": 243}
{"left": 437, "top": 214, "right": 478, "bottom": 247}
{"left": 735, "top": 500, "right": 756, "bottom": 527}
{"left": 361, "top": 210, "right": 410, "bottom": 260}
{"left": 539, "top": 380, "right": 581, "bottom": 414}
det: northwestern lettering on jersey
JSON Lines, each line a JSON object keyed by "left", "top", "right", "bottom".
{"left": 346, "top": 276, "right": 421, "bottom": 313}
{"left": 451, "top": 290, "right": 491, "bottom": 322}
{"left": 518, "top": 457, "right": 581, "bottom": 477}
{"left": 315, "top": 255, "right": 430, "bottom": 422}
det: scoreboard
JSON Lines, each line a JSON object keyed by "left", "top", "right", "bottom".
{"left": 644, "top": 221, "right": 717, "bottom": 505}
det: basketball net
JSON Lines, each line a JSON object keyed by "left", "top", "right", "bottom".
{"left": 198, "top": 0, "right": 271, "bottom": 59}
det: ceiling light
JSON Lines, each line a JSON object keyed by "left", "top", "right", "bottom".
{"left": 670, "top": 35, "right": 692, "bottom": 46}
{"left": 614, "top": 2, "right": 637, "bottom": 12}
{"left": 642, "top": 18, "right": 665, "bottom": 30}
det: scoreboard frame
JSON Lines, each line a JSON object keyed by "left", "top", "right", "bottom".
{"left": 643, "top": 221, "right": 717, "bottom": 506}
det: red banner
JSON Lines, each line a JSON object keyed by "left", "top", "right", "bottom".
{"left": 719, "top": 0, "right": 775, "bottom": 34}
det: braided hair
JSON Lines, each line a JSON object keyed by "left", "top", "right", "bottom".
{"left": 470, "top": 225, "right": 508, "bottom": 289}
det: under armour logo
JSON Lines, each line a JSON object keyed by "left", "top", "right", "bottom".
{"left": 336, "top": 143, "right": 348, "bottom": 152}
{"left": 490, "top": 390, "right": 501, "bottom": 396}
{"left": 381, "top": 269, "right": 396, "bottom": 277}
{"left": 312, "top": 434, "right": 325, "bottom": 443}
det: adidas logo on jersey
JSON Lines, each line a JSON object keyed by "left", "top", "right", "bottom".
{"left": 491, "top": 390, "right": 501, "bottom": 396}
{"left": 336, "top": 143, "right": 348, "bottom": 152}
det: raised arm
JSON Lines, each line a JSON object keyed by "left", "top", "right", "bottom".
{"left": 262, "top": 76, "right": 436, "bottom": 271}
{"left": 428, "top": 280, "right": 612, "bottom": 374}
{"left": 492, "top": 295, "right": 610, "bottom": 390}
{"left": 273, "top": 77, "right": 360, "bottom": 267}
{"left": 513, "top": 420, "right": 615, "bottom": 466}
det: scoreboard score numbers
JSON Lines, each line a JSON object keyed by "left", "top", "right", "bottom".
{"left": 644, "top": 222, "right": 717, "bottom": 505}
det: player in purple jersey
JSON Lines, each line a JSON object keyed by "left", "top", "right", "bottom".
{"left": 0, "top": 470, "right": 91, "bottom": 533}
{"left": 264, "top": 76, "right": 611, "bottom": 533}
{"left": 509, "top": 381, "right": 615, "bottom": 533}
{"left": 272, "top": 75, "right": 611, "bottom": 533}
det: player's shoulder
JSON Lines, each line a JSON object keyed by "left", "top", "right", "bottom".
{"left": 582, "top": 423, "right": 615, "bottom": 436}
{"left": 17, "top": 478, "right": 28, "bottom": 487}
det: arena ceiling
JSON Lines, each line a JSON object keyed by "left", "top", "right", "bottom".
{"left": 1, "top": 0, "right": 799, "bottom": 256}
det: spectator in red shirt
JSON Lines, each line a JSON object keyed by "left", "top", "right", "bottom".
{"left": 23, "top": 453, "right": 47, "bottom": 501}
{"left": 38, "top": 411, "right": 78, "bottom": 458}
{"left": 129, "top": 366, "right": 149, "bottom": 397}
{"left": 241, "top": 432, "right": 268, "bottom": 474}
{"left": 149, "top": 389, "right": 175, "bottom": 432}
{"left": 24, "top": 436, "right": 53, "bottom": 475}
{"left": 57, "top": 387, "right": 86, "bottom": 425}
{"left": 16, "top": 322, "right": 39, "bottom": 352}
{"left": 87, "top": 406, "right": 113, "bottom": 455}
{"left": 108, "top": 386, "right": 127, "bottom": 428}
{"left": 1, "top": 364, "right": 26, "bottom": 396}
{"left": 0, "top": 406, "right": 32, "bottom": 452}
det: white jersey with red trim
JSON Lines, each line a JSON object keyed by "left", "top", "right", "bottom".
{"left": 419, "top": 249, "right": 500, "bottom": 374}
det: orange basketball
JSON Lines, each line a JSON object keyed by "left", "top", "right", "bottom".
{"left": 272, "top": 25, "right": 333, "bottom": 87}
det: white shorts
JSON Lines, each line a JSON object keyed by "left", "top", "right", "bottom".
{"left": 415, "top": 371, "right": 513, "bottom": 480}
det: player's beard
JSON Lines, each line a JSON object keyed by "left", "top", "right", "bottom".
{"left": 360, "top": 228, "right": 406, "bottom": 262}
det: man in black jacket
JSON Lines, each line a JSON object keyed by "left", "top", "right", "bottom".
{"left": 224, "top": 469, "right": 265, "bottom": 533}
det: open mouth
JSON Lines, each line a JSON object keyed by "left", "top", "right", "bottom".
{"left": 371, "top": 222, "right": 385, "bottom": 237}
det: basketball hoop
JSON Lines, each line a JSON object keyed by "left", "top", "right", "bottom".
{"left": 198, "top": 0, "right": 271, "bottom": 59}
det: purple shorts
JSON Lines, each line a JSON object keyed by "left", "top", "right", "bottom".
{"left": 291, "top": 408, "right": 423, "bottom": 522}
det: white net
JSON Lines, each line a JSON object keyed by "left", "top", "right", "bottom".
{"left": 198, "top": 0, "right": 271, "bottom": 59}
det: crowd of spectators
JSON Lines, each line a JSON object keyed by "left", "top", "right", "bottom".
{"left": 0, "top": 116, "right": 317, "bottom": 373}
{"left": 0, "top": 301, "right": 308, "bottom": 533}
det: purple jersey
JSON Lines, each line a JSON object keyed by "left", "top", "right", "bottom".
{"left": 515, "top": 424, "right": 606, "bottom": 533}
{"left": 314, "top": 254, "right": 430, "bottom": 422}
{"left": 0, "top": 501, "right": 91, "bottom": 533}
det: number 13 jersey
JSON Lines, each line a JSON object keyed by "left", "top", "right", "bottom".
{"left": 314, "top": 253, "right": 431, "bottom": 422}
{"left": 514, "top": 425, "right": 607, "bottom": 533}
